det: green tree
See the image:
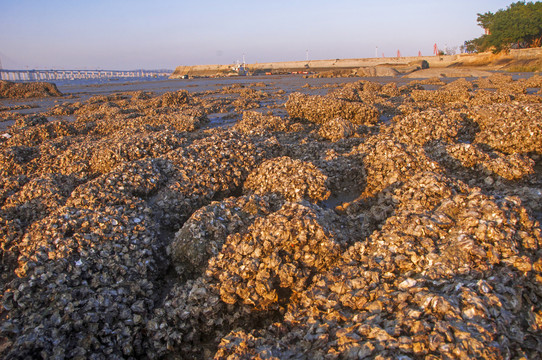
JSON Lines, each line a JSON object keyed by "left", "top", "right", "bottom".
{"left": 477, "top": 12, "right": 495, "bottom": 31}
{"left": 465, "top": 1, "right": 542, "bottom": 52}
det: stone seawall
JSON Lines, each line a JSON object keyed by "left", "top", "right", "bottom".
{"left": 171, "top": 56, "right": 455, "bottom": 78}
{"left": 171, "top": 47, "right": 542, "bottom": 78}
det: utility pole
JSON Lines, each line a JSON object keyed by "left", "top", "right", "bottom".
{"left": 306, "top": 49, "right": 309, "bottom": 62}
{"left": 375, "top": 46, "right": 378, "bottom": 58}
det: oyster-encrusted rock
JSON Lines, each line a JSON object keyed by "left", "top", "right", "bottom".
{"left": 146, "top": 275, "right": 270, "bottom": 359}
{"left": 1, "top": 173, "right": 78, "bottom": 227}
{"left": 232, "top": 88, "right": 269, "bottom": 111}
{"left": 468, "top": 103, "right": 542, "bottom": 154}
{"left": 157, "top": 131, "right": 267, "bottom": 229}
{"left": 207, "top": 201, "right": 344, "bottom": 310}
{"left": 1, "top": 72, "right": 541, "bottom": 359}
{"left": 168, "top": 194, "right": 281, "bottom": 277}
{"left": 3, "top": 199, "right": 159, "bottom": 358}
{"left": 214, "top": 171, "right": 542, "bottom": 360}
{"left": 382, "top": 108, "right": 466, "bottom": 146}
{"left": 447, "top": 143, "right": 535, "bottom": 180}
{"left": 156, "top": 89, "right": 191, "bottom": 107}
{"left": 410, "top": 88, "right": 472, "bottom": 104}
{"left": 233, "top": 111, "right": 292, "bottom": 135}
{"left": 354, "top": 138, "right": 443, "bottom": 197}
{"left": 0, "top": 80, "right": 62, "bottom": 98}
{"left": 4, "top": 120, "right": 77, "bottom": 148}
{"left": 243, "top": 156, "right": 330, "bottom": 203}
{"left": 286, "top": 92, "right": 379, "bottom": 125}
{"left": 318, "top": 117, "right": 357, "bottom": 142}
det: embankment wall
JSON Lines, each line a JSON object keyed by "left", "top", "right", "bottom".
{"left": 170, "top": 47, "right": 542, "bottom": 78}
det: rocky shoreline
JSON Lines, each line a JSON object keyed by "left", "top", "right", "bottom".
{"left": 0, "top": 73, "right": 541, "bottom": 359}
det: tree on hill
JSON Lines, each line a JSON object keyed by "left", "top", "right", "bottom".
{"left": 465, "top": 1, "right": 542, "bottom": 53}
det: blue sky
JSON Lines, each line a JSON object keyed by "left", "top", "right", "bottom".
{"left": 0, "top": 0, "right": 515, "bottom": 70}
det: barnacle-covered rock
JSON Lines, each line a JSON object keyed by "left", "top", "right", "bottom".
{"left": 243, "top": 156, "right": 330, "bottom": 203}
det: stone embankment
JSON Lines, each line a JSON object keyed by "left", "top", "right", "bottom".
{"left": 171, "top": 47, "right": 542, "bottom": 78}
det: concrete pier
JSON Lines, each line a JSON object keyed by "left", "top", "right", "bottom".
{"left": 0, "top": 69, "right": 172, "bottom": 82}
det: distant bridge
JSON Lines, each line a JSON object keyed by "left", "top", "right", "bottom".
{"left": 0, "top": 69, "right": 172, "bottom": 82}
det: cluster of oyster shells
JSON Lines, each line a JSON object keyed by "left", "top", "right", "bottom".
{"left": 446, "top": 143, "right": 535, "bottom": 181}
{"left": 285, "top": 92, "right": 380, "bottom": 125}
{"left": 0, "top": 74, "right": 541, "bottom": 359}
{"left": 215, "top": 171, "right": 542, "bottom": 359}
{"left": 233, "top": 111, "right": 293, "bottom": 135}
{"left": 243, "top": 156, "right": 331, "bottom": 203}
{"left": 0, "top": 80, "right": 62, "bottom": 99}
{"left": 168, "top": 194, "right": 281, "bottom": 278}
{"left": 317, "top": 117, "right": 357, "bottom": 142}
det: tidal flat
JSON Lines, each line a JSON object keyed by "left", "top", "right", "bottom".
{"left": 0, "top": 73, "right": 541, "bottom": 359}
